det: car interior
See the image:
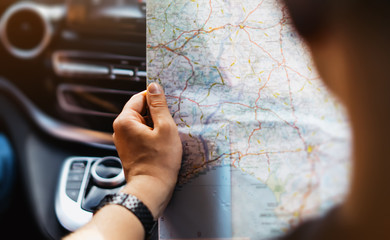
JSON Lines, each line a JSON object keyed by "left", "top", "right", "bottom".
{"left": 0, "top": 0, "right": 147, "bottom": 238}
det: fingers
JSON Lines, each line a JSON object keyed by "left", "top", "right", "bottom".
{"left": 122, "top": 90, "right": 147, "bottom": 115}
{"left": 113, "top": 91, "right": 149, "bottom": 133}
{"left": 121, "top": 90, "right": 148, "bottom": 124}
{"left": 115, "top": 83, "right": 175, "bottom": 133}
{"left": 146, "top": 83, "right": 175, "bottom": 132}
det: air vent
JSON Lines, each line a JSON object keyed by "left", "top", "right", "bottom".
{"left": 52, "top": 50, "right": 147, "bottom": 82}
{"left": 57, "top": 84, "right": 137, "bottom": 117}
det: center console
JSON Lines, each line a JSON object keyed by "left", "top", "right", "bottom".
{"left": 56, "top": 156, "right": 126, "bottom": 231}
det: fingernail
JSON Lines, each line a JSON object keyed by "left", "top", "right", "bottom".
{"left": 148, "top": 82, "right": 162, "bottom": 95}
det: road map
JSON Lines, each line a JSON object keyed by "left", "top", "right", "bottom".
{"left": 146, "top": 0, "right": 351, "bottom": 239}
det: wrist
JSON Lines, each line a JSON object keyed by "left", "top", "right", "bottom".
{"left": 120, "top": 175, "right": 175, "bottom": 219}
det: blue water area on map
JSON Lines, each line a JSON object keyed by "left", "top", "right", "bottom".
{"left": 159, "top": 165, "right": 232, "bottom": 239}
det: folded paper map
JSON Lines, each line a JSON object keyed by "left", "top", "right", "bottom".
{"left": 147, "top": 0, "right": 351, "bottom": 239}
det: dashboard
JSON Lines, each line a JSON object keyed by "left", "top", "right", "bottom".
{"left": 0, "top": 0, "right": 149, "bottom": 239}
{"left": 0, "top": 0, "right": 146, "bottom": 133}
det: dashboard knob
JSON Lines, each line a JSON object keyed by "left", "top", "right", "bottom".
{"left": 91, "top": 157, "right": 125, "bottom": 188}
{"left": 0, "top": 2, "right": 64, "bottom": 59}
{"left": 7, "top": 9, "right": 45, "bottom": 51}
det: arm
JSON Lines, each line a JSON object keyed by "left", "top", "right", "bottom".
{"left": 64, "top": 82, "right": 183, "bottom": 240}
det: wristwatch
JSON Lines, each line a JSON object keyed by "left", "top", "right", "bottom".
{"left": 95, "top": 193, "right": 157, "bottom": 238}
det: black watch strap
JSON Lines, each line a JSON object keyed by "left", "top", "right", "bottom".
{"left": 95, "top": 193, "right": 157, "bottom": 237}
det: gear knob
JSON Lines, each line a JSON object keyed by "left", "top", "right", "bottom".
{"left": 91, "top": 156, "right": 125, "bottom": 188}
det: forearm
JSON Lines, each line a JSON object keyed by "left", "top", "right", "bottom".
{"left": 65, "top": 83, "right": 182, "bottom": 239}
{"left": 63, "top": 204, "right": 145, "bottom": 240}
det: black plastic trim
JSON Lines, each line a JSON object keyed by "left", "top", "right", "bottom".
{"left": 0, "top": 77, "right": 115, "bottom": 150}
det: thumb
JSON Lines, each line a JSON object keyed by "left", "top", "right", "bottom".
{"left": 146, "top": 82, "right": 173, "bottom": 130}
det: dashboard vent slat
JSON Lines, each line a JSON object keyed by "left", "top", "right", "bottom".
{"left": 52, "top": 50, "right": 146, "bottom": 82}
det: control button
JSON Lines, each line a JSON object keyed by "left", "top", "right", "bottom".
{"left": 70, "top": 161, "right": 86, "bottom": 172}
{"left": 95, "top": 160, "right": 122, "bottom": 178}
{"left": 91, "top": 157, "right": 125, "bottom": 188}
{"left": 66, "top": 189, "right": 80, "bottom": 202}
{"left": 66, "top": 181, "right": 82, "bottom": 190}
{"left": 65, "top": 160, "right": 86, "bottom": 202}
{"left": 68, "top": 172, "right": 84, "bottom": 182}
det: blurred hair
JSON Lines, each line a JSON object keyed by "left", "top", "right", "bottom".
{"left": 282, "top": 0, "right": 330, "bottom": 40}
{"left": 283, "top": 0, "right": 390, "bottom": 42}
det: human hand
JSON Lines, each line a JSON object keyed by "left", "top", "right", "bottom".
{"left": 113, "top": 82, "right": 182, "bottom": 219}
